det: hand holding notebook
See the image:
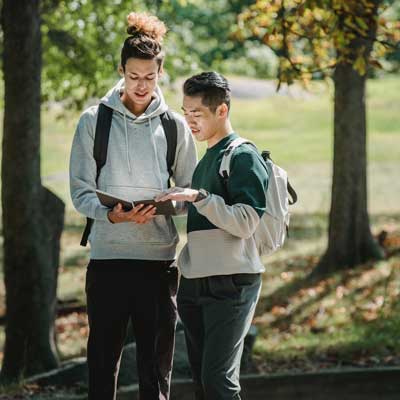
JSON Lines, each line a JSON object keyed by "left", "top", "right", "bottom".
{"left": 96, "top": 190, "right": 177, "bottom": 216}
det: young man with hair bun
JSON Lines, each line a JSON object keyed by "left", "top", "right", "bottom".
{"left": 156, "top": 71, "right": 268, "bottom": 400}
{"left": 69, "top": 12, "right": 197, "bottom": 400}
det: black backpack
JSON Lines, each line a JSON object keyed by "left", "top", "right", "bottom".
{"left": 80, "top": 103, "right": 178, "bottom": 247}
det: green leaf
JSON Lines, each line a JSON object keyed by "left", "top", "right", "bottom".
{"left": 353, "top": 55, "right": 367, "bottom": 76}
{"left": 355, "top": 16, "right": 369, "bottom": 32}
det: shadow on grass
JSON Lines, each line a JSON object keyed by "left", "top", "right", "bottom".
{"left": 265, "top": 302, "right": 400, "bottom": 368}
{"left": 257, "top": 257, "right": 395, "bottom": 332}
{"left": 258, "top": 271, "right": 316, "bottom": 311}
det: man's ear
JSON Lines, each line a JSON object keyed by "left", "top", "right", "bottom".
{"left": 217, "top": 103, "right": 229, "bottom": 119}
{"left": 118, "top": 65, "right": 124, "bottom": 77}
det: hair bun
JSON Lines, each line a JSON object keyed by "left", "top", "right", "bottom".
{"left": 126, "top": 12, "right": 167, "bottom": 42}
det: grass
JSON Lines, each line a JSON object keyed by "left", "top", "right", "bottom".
{"left": 38, "top": 75, "right": 400, "bottom": 214}
{"left": 250, "top": 214, "right": 400, "bottom": 374}
{"left": 0, "top": 76, "right": 399, "bottom": 396}
{"left": 253, "top": 253, "right": 400, "bottom": 373}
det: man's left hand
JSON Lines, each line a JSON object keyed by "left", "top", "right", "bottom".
{"left": 155, "top": 187, "right": 199, "bottom": 203}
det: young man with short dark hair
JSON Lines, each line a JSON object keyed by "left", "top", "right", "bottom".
{"left": 156, "top": 72, "right": 268, "bottom": 400}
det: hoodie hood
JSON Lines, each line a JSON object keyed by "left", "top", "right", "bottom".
{"left": 98, "top": 78, "right": 169, "bottom": 177}
{"left": 100, "top": 78, "right": 168, "bottom": 123}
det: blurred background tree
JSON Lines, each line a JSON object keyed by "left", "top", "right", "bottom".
{"left": 236, "top": 0, "right": 399, "bottom": 276}
{"left": 1, "top": 0, "right": 64, "bottom": 382}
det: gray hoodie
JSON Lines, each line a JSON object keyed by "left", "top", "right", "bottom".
{"left": 69, "top": 79, "right": 197, "bottom": 260}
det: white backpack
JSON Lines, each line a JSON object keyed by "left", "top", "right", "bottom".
{"left": 219, "top": 138, "right": 297, "bottom": 257}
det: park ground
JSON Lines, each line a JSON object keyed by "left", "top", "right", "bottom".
{"left": 0, "top": 75, "right": 399, "bottom": 397}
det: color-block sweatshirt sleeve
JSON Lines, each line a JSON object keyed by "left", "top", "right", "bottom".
{"left": 69, "top": 107, "right": 112, "bottom": 223}
{"left": 170, "top": 112, "right": 198, "bottom": 215}
{"left": 193, "top": 147, "right": 268, "bottom": 238}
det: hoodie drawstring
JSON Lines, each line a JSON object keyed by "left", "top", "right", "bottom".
{"left": 123, "top": 112, "right": 165, "bottom": 189}
{"left": 123, "top": 111, "right": 132, "bottom": 174}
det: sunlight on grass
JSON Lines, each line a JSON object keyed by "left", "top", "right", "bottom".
{"left": 37, "top": 76, "right": 400, "bottom": 215}
{"left": 253, "top": 230, "right": 400, "bottom": 374}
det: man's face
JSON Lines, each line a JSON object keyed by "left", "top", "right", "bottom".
{"left": 121, "top": 58, "right": 161, "bottom": 106}
{"left": 182, "top": 95, "right": 220, "bottom": 142}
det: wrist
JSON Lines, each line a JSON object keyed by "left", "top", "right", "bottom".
{"left": 107, "top": 210, "right": 115, "bottom": 224}
{"left": 194, "top": 189, "right": 209, "bottom": 203}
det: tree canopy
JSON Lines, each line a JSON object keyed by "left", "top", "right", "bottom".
{"left": 236, "top": 0, "right": 399, "bottom": 86}
{"left": 40, "top": 0, "right": 264, "bottom": 108}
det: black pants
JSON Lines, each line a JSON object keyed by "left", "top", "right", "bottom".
{"left": 85, "top": 259, "right": 178, "bottom": 400}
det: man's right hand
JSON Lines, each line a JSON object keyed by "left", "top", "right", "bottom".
{"left": 107, "top": 203, "right": 157, "bottom": 224}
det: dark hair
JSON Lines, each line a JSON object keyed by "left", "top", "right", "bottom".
{"left": 183, "top": 72, "right": 231, "bottom": 113}
{"left": 121, "top": 13, "right": 167, "bottom": 70}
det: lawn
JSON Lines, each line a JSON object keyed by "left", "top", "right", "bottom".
{"left": 252, "top": 215, "right": 400, "bottom": 373}
{"left": 40, "top": 75, "right": 400, "bottom": 214}
{"left": 0, "top": 75, "right": 399, "bottom": 384}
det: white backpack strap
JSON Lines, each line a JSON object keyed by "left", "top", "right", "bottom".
{"left": 219, "top": 137, "right": 256, "bottom": 178}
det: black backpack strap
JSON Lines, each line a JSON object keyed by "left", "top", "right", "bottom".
{"left": 160, "top": 110, "right": 178, "bottom": 187}
{"left": 93, "top": 104, "right": 113, "bottom": 175}
{"left": 287, "top": 180, "right": 298, "bottom": 205}
{"left": 80, "top": 104, "right": 113, "bottom": 247}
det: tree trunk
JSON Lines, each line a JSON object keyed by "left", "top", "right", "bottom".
{"left": 312, "top": 1, "right": 385, "bottom": 278}
{"left": 1, "top": 0, "right": 65, "bottom": 382}
{"left": 313, "top": 59, "right": 384, "bottom": 277}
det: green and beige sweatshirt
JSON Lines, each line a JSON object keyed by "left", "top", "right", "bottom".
{"left": 178, "top": 133, "right": 269, "bottom": 278}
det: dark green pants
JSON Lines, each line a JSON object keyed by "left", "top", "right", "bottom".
{"left": 177, "top": 273, "right": 262, "bottom": 400}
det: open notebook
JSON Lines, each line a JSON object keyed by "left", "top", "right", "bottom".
{"left": 96, "top": 190, "right": 176, "bottom": 216}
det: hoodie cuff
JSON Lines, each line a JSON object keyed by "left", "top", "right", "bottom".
{"left": 193, "top": 193, "right": 213, "bottom": 211}
{"left": 95, "top": 206, "right": 113, "bottom": 224}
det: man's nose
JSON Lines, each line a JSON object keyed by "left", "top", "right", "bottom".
{"left": 137, "top": 79, "right": 147, "bottom": 89}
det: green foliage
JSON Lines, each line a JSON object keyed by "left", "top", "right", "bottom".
{"left": 217, "top": 42, "right": 279, "bottom": 79}
{"left": 236, "top": 0, "right": 400, "bottom": 83}
{"left": 38, "top": 0, "right": 278, "bottom": 108}
{"left": 1, "top": 0, "right": 397, "bottom": 107}
{"left": 379, "top": 0, "right": 400, "bottom": 71}
{"left": 42, "top": 0, "right": 148, "bottom": 108}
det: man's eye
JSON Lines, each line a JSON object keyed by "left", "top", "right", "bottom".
{"left": 130, "top": 77, "right": 138, "bottom": 80}
{"left": 146, "top": 76, "right": 155, "bottom": 80}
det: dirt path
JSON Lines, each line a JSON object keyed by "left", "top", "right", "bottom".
{"left": 228, "top": 76, "right": 316, "bottom": 100}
